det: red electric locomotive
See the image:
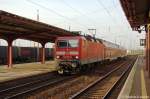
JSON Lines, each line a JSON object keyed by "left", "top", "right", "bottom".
{"left": 55, "top": 36, "right": 126, "bottom": 74}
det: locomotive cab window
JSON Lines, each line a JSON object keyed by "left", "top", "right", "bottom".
{"left": 68, "top": 40, "right": 79, "bottom": 48}
{"left": 57, "top": 40, "right": 67, "bottom": 48}
{"left": 57, "top": 39, "right": 78, "bottom": 48}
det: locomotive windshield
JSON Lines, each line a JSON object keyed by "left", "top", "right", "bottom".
{"left": 68, "top": 40, "right": 78, "bottom": 47}
{"left": 57, "top": 39, "right": 78, "bottom": 48}
{"left": 57, "top": 40, "right": 68, "bottom": 48}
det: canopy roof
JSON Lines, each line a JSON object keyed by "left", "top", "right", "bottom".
{"left": 0, "top": 10, "right": 79, "bottom": 43}
{"left": 120, "top": 0, "right": 150, "bottom": 30}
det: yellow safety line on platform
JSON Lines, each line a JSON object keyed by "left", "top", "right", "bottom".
{"left": 141, "top": 69, "right": 148, "bottom": 97}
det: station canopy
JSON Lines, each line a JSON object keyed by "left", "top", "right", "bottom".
{"left": 0, "top": 10, "right": 79, "bottom": 43}
{"left": 120, "top": 0, "right": 150, "bottom": 30}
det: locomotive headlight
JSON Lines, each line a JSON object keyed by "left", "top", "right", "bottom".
{"left": 75, "top": 56, "right": 79, "bottom": 59}
{"left": 72, "top": 63, "right": 77, "bottom": 68}
{"left": 56, "top": 56, "right": 60, "bottom": 59}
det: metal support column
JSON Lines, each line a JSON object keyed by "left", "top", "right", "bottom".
{"left": 41, "top": 43, "right": 45, "bottom": 64}
{"left": 146, "top": 32, "right": 148, "bottom": 71}
{"left": 148, "top": 25, "right": 150, "bottom": 78}
{"left": 7, "top": 39, "right": 13, "bottom": 68}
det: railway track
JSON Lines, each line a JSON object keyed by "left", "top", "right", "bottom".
{"left": 0, "top": 59, "right": 122, "bottom": 99}
{"left": 70, "top": 56, "right": 137, "bottom": 99}
{"left": 22, "top": 59, "right": 129, "bottom": 99}
{"left": 0, "top": 56, "right": 136, "bottom": 99}
{"left": 0, "top": 73, "right": 77, "bottom": 99}
{"left": 0, "top": 71, "right": 57, "bottom": 91}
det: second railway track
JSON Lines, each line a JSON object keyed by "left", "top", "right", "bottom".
{"left": 0, "top": 56, "right": 137, "bottom": 99}
{"left": 0, "top": 74, "right": 77, "bottom": 99}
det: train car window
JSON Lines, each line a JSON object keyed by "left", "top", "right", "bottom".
{"left": 57, "top": 40, "right": 67, "bottom": 48}
{"left": 68, "top": 40, "right": 79, "bottom": 48}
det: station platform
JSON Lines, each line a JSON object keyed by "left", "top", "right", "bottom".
{"left": 0, "top": 61, "right": 56, "bottom": 82}
{"left": 118, "top": 56, "right": 150, "bottom": 99}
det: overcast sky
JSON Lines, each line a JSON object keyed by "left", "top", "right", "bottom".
{"left": 0, "top": 0, "right": 145, "bottom": 49}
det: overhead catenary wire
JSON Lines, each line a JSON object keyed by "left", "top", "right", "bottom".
{"left": 52, "top": 4, "right": 120, "bottom": 22}
{"left": 96, "top": 0, "right": 125, "bottom": 43}
{"left": 26, "top": 0, "right": 89, "bottom": 30}
{"left": 96, "top": 0, "right": 118, "bottom": 26}
{"left": 60, "top": 0, "right": 98, "bottom": 26}
{"left": 26, "top": 0, "right": 128, "bottom": 41}
{"left": 111, "top": 0, "right": 130, "bottom": 47}
{"left": 114, "top": 0, "right": 132, "bottom": 31}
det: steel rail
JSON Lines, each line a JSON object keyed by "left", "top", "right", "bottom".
{"left": 69, "top": 58, "right": 136, "bottom": 99}
{"left": 4, "top": 60, "right": 123, "bottom": 99}
{"left": 1, "top": 59, "right": 125, "bottom": 99}
{"left": 0, "top": 71, "right": 57, "bottom": 90}
{"left": 102, "top": 58, "right": 137, "bottom": 99}
{"left": 0, "top": 76, "right": 54, "bottom": 93}
{"left": 5, "top": 76, "right": 76, "bottom": 99}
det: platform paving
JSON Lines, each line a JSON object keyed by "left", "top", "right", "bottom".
{"left": 118, "top": 56, "right": 150, "bottom": 99}
{"left": 0, "top": 61, "right": 56, "bottom": 82}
